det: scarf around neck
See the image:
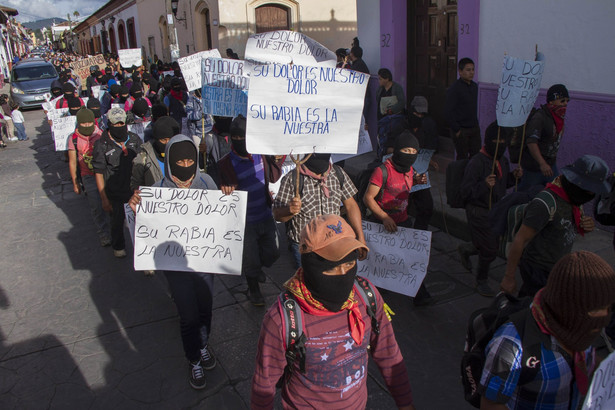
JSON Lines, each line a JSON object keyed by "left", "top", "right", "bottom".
{"left": 546, "top": 177, "right": 584, "bottom": 236}
{"left": 284, "top": 268, "right": 365, "bottom": 345}
{"left": 300, "top": 163, "right": 333, "bottom": 198}
{"left": 531, "top": 289, "right": 590, "bottom": 395}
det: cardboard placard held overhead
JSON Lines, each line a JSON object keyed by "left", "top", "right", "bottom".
{"left": 69, "top": 54, "right": 106, "bottom": 90}
{"left": 246, "top": 63, "right": 369, "bottom": 155}
{"left": 496, "top": 54, "right": 545, "bottom": 127}
{"left": 245, "top": 30, "right": 337, "bottom": 67}
{"left": 52, "top": 116, "right": 77, "bottom": 151}
{"left": 201, "top": 57, "right": 249, "bottom": 118}
{"left": 357, "top": 221, "right": 432, "bottom": 297}
{"left": 133, "top": 187, "right": 247, "bottom": 274}
{"left": 118, "top": 48, "right": 143, "bottom": 68}
{"left": 177, "top": 49, "right": 222, "bottom": 91}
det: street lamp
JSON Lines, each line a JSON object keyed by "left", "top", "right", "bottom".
{"left": 171, "top": 0, "right": 187, "bottom": 26}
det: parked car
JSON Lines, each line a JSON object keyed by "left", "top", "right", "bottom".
{"left": 10, "top": 59, "right": 58, "bottom": 108}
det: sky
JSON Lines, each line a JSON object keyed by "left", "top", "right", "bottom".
{"left": 3, "top": 0, "right": 107, "bottom": 23}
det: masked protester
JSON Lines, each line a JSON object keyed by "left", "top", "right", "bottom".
{"left": 125, "top": 81, "right": 152, "bottom": 112}
{"left": 518, "top": 84, "right": 570, "bottom": 191}
{"left": 363, "top": 130, "right": 434, "bottom": 305}
{"left": 163, "top": 77, "right": 188, "bottom": 131}
{"left": 501, "top": 155, "right": 611, "bottom": 296}
{"left": 251, "top": 214, "right": 414, "bottom": 410}
{"left": 67, "top": 97, "right": 84, "bottom": 116}
{"left": 56, "top": 83, "right": 84, "bottom": 109}
{"left": 128, "top": 135, "right": 217, "bottom": 390}
{"left": 217, "top": 115, "right": 285, "bottom": 305}
{"left": 130, "top": 98, "right": 151, "bottom": 122}
{"left": 68, "top": 108, "right": 111, "bottom": 246}
{"left": 456, "top": 122, "right": 523, "bottom": 297}
{"left": 101, "top": 83, "right": 121, "bottom": 116}
{"left": 482, "top": 251, "right": 615, "bottom": 410}
{"left": 91, "top": 107, "right": 142, "bottom": 258}
{"left": 87, "top": 98, "right": 102, "bottom": 121}
{"left": 50, "top": 79, "right": 63, "bottom": 99}
{"left": 116, "top": 86, "right": 130, "bottom": 105}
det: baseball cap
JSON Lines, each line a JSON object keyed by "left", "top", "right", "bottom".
{"left": 299, "top": 214, "right": 368, "bottom": 261}
{"left": 560, "top": 155, "right": 611, "bottom": 194}
{"left": 107, "top": 107, "right": 127, "bottom": 125}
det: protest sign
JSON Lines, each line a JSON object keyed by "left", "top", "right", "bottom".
{"left": 70, "top": 54, "right": 105, "bottom": 90}
{"left": 246, "top": 63, "right": 369, "bottom": 155}
{"left": 133, "top": 187, "right": 247, "bottom": 274}
{"left": 495, "top": 54, "right": 545, "bottom": 127}
{"left": 160, "top": 70, "right": 174, "bottom": 79}
{"left": 91, "top": 85, "right": 102, "bottom": 100}
{"left": 177, "top": 49, "right": 222, "bottom": 91}
{"left": 410, "top": 149, "right": 435, "bottom": 193}
{"left": 128, "top": 121, "right": 151, "bottom": 141}
{"left": 269, "top": 158, "right": 297, "bottom": 199}
{"left": 47, "top": 107, "right": 69, "bottom": 122}
{"left": 52, "top": 116, "right": 77, "bottom": 151}
{"left": 583, "top": 350, "right": 615, "bottom": 409}
{"left": 118, "top": 48, "right": 143, "bottom": 68}
{"left": 331, "top": 116, "right": 373, "bottom": 162}
{"left": 357, "top": 221, "right": 431, "bottom": 297}
{"left": 201, "top": 57, "right": 249, "bottom": 117}
{"left": 245, "top": 30, "right": 336, "bottom": 67}
{"left": 124, "top": 203, "right": 135, "bottom": 244}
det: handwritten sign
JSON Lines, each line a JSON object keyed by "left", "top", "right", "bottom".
{"left": 124, "top": 203, "right": 135, "bottom": 244}
{"left": 91, "top": 85, "right": 102, "bottom": 100}
{"left": 70, "top": 54, "right": 105, "bottom": 90}
{"left": 52, "top": 116, "right": 77, "bottom": 151}
{"left": 331, "top": 116, "right": 373, "bottom": 162}
{"left": 583, "top": 350, "right": 615, "bottom": 409}
{"left": 411, "top": 149, "right": 435, "bottom": 193}
{"left": 47, "top": 107, "right": 69, "bottom": 122}
{"left": 118, "top": 48, "right": 143, "bottom": 68}
{"left": 128, "top": 121, "right": 151, "bottom": 141}
{"left": 496, "top": 54, "right": 545, "bottom": 127}
{"left": 245, "top": 30, "right": 336, "bottom": 67}
{"left": 133, "top": 187, "right": 247, "bottom": 274}
{"left": 357, "top": 221, "right": 431, "bottom": 297}
{"left": 246, "top": 63, "right": 368, "bottom": 155}
{"left": 177, "top": 49, "right": 222, "bottom": 91}
{"left": 201, "top": 57, "right": 249, "bottom": 118}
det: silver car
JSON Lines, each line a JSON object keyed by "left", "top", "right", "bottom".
{"left": 10, "top": 59, "right": 59, "bottom": 109}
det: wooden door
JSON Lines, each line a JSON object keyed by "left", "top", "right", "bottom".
{"left": 255, "top": 4, "right": 290, "bottom": 33}
{"left": 408, "top": 0, "right": 458, "bottom": 135}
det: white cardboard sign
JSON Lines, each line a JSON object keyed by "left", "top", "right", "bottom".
{"left": 177, "top": 49, "right": 222, "bottom": 91}
{"left": 118, "top": 48, "right": 143, "bottom": 68}
{"left": 52, "top": 116, "right": 77, "bottom": 151}
{"left": 133, "top": 187, "right": 247, "bottom": 274}
{"left": 357, "top": 221, "right": 431, "bottom": 297}
{"left": 496, "top": 54, "right": 545, "bottom": 127}
{"left": 246, "top": 63, "right": 369, "bottom": 155}
{"left": 201, "top": 57, "right": 249, "bottom": 118}
{"left": 124, "top": 203, "right": 135, "bottom": 244}
{"left": 128, "top": 121, "right": 151, "bottom": 141}
{"left": 245, "top": 30, "right": 336, "bottom": 67}
{"left": 583, "top": 350, "right": 615, "bottom": 409}
{"left": 331, "top": 116, "right": 373, "bottom": 162}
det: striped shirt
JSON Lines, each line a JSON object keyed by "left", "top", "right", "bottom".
{"left": 251, "top": 278, "right": 413, "bottom": 409}
{"left": 480, "top": 321, "right": 595, "bottom": 410}
{"left": 230, "top": 152, "right": 271, "bottom": 224}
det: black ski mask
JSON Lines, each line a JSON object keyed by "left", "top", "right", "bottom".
{"left": 483, "top": 122, "right": 505, "bottom": 159}
{"left": 304, "top": 153, "right": 331, "bottom": 175}
{"left": 302, "top": 251, "right": 358, "bottom": 311}
{"left": 108, "top": 124, "right": 128, "bottom": 141}
{"left": 392, "top": 131, "right": 419, "bottom": 173}
{"left": 561, "top": 175, "right": 596, "bottom": 205}
{"left": 169, "top": 141, "right": 197, "bottom": 182}
{"left": 231, "top": 138, "right": 249, "bottom": 157}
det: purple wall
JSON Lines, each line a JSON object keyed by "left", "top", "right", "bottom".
{"left": 478, "top": 82, "right": 615, "bottom": 170}
{"left": 379, "top": 0, "right": 408, "bottom": 93}
{"left": 457, "top": 0, "right": 480, "bottom": 77}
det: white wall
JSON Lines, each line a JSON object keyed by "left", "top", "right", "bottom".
{"left": 356, "top": 0, "right": 379, "bottom": 73}
{"left": 108, "top": 4, "right": 140, "bottom": 51}
{"left": 478, "top": 0, "right": 615, "bottom": 94}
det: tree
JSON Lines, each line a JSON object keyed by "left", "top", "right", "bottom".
{"left": 73, "top": 11, "right": 80, "bottom": 19}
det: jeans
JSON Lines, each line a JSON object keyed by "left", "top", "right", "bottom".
{"left": 451, "top": 126, "right": 481, "bottom": 160}
{"left": 290, "top": 240, "right": 301, "bottom": 269}
{"left": 242, "top": 216, "right": 280, "bottom": 278}
{"left": 82, "top": 175, "right": 110, "bottom": 239}
{"left": 14, "top": 122, "right": 27, "bottom": 140}
{"left": 110, "top": 199, "right": 126, "bottom": 251}
{"left": 517, "top": 165, "right": 558, "bottom": 192}
{"left": 164, "top": 270, "right": 214, "bottom": 362}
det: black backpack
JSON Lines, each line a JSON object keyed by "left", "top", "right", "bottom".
{"left": 276, "top": 276, "right": 380, "bottom": 388}
{"left": 461, "top": 292, "right": 550, "bottom": 408}
{"left": 355, "top": 163, "right": 388, "bottom": 217}
{"left": 445, "top": 158, "right": 469, "bottom": 208}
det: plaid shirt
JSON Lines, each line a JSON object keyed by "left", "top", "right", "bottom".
{"left": 274, "top": 166, "right": 357, "bottom": 243}
{"left": 479, "top": 321, "right": 595, "bottom": 410}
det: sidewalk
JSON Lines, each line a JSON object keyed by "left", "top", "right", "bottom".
{"left": 0, "top": 107, "right": 612, "bottom": 409}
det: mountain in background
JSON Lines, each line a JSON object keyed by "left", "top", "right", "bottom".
{"left": 22, "top": 18, "right": 67, "bottom": 31}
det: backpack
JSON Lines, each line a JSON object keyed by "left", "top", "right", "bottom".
{"left": 506, "top": 108, "right": 539, "bottom": 164}
{"left": 276, "top": 276, "right": 380, "bottom": 388}
{"left": 461, "top": 292, "right": 550, "bottom": 408}
{"left": 497, "top": 190, "right": 557, "bottom": 259}
{"left": 355, "top": 163, "right": 388, "bottom": 217}
{"left": 445, "top": 158, "right": 469, "bottom": 208}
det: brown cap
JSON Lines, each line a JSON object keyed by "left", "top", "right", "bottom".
{"left": 299, "top": 214, "right": 368, "bottom": 261}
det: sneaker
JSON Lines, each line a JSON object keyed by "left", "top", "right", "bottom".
{"left": 200, "top": 345, "right": 217, "bottom": 370}
{"left": 99, "top": 236, "right": 112, "bottom": 247}
{"left": 143, "top": 270, "right": 155, "bottom": 276}
{"left": 113, "top": 249, "right": 127, "bottom": 258}
{"left": 457, "top": 243, "right": 474, "bottom": 272}
{"left": 189, "top": 360, "right": 207, "bottom": 390}
{"left": 8, "top": 137, "right": 17, "bottom": 142}
{"left": 476, "top": 281, "right": 496, "bottom": 297}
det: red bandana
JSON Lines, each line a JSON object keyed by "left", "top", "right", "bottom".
{"left": 546, "top": 178, "right": 584, "bottom": 236}
{"left": 300, "top": 163, "right": 333, "bottom": 198}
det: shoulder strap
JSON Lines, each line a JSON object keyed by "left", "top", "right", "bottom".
{"left": 354, "top": 276, "right": 380, "bottom": 336}
{"left": 376, "top": 164, "right": 388, "bottom": 202}
{"left": 535, "top": 190, "right": 557, "bottom": 220}
{"left": 332, "top": 164, "right": 345, "bottom": 190}
{"left": 276, "top": 291, "right": 307, "bottom": 388}
{"left": 509, "top": 309, "right": 551, "bottom": 386}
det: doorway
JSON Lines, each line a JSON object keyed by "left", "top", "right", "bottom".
{"left": 255, "top": 4, "right": 290, "bottom": 33}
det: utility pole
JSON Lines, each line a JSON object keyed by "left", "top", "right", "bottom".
{"left": 165, "top": 0, "right": 179, "bottom": 61}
